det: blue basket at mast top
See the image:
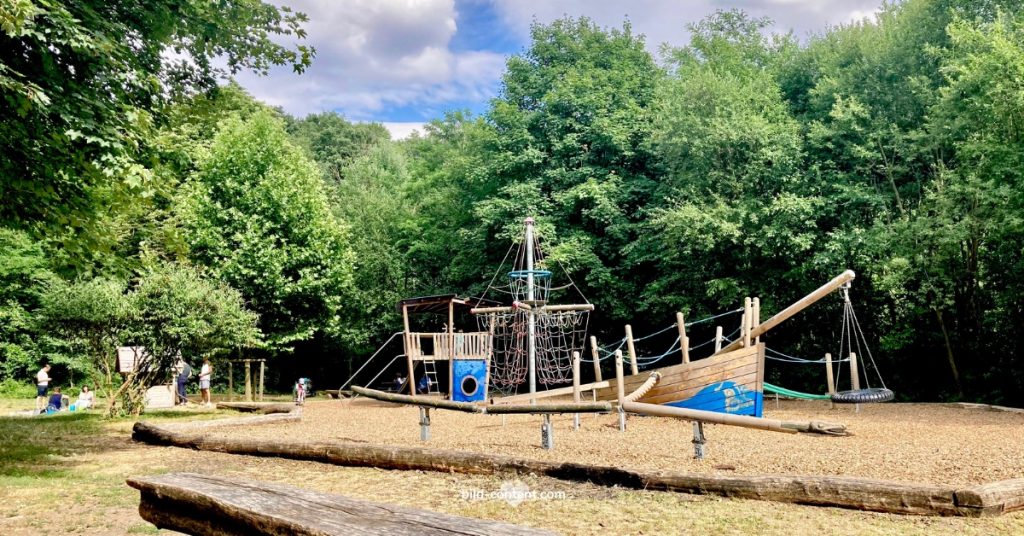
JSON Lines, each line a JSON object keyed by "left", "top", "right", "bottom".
{"left": 507, "top": 270, "right": 552, "bottom": 302}
{"left": 507, "top": 270, "right": 552, "bottom": 279}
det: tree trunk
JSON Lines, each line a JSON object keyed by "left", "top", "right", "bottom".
{"left": 934, "top": 308, "right": 964, "bottom": 398}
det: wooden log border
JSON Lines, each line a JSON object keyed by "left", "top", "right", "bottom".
{"left": 216, "top": 402, "right": 298, "bottom": 414}
{"left": 131, "top": 421, "right": 1024, "bottom": 517}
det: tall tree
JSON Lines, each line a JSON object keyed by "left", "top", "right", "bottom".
{"left": 180, "top": 111, "right": 356, "bottom": 351}
{"left": 0, "top": 0, "right": 312, "bottom": 266}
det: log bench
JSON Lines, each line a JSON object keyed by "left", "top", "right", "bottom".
{"left": 127, "top": 473, "right": 555, "bottom": 535}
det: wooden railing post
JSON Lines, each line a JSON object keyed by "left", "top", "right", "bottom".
{"left": 753, "top": 297, "right": 760, "bottom": 344}
{"left": 714, "top": 326, "right": 723, "bottom": 353}
{"left": 625, "top": 325, "right": 638, "bottom": 375}
{"left": 615, "top": 350, "right": 626, "bottom": 431}
{"left": 676, "top": 312, "right": 690, "bottom": 364}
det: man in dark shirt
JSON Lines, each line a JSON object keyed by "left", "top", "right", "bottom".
{"left": 47, "top": 387, "right": 64, "bottom": 411}
{"left": 176, "top": 359, "right": 191, "bottom": 405}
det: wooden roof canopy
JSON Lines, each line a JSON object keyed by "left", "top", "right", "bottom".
{"left": 396, "top": 295, "right": 499, "bottom": 315}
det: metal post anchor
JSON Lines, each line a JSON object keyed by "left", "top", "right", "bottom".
{"left": 692, "top": 421, "right": 707, "bottom": 460}
{"left": 618, "top": 407, "right": 626, "bottom": 432}
{"left": 541, "top": 414, "right": 554, "bottom": 450}
{"left": 419, "top": 407, "right": 431, "bottom": 441}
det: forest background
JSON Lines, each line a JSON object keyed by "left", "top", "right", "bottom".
{"left": 2, "top": 0, "right": 1023, "bottom": 407}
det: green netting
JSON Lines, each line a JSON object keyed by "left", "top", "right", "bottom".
{"left": 763, "top": 382, "right": 831, "bottom": 400}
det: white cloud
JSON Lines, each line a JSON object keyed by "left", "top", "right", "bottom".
{"left": 233, "top": 0, "right": 506, "bottom": 119}
{"left": 232, "top": 0, "right": 887, "bottom": 121}
{"left": 489, "top": 0, "right": 885, "bottom": 54}
{"left": 379, "top": 121, "right": 426, "bottom": 140}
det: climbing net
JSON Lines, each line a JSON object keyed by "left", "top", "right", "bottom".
{"left": 474, "top": 220, "right": 591, "bottom": 392}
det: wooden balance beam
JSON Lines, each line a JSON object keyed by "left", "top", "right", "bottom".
{"left": 127, "top": 473, "right": 554, "bottom": 535}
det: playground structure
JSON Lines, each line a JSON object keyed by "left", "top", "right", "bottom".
{"left": 346, "top": 217, "right": 895, "bottom": 454}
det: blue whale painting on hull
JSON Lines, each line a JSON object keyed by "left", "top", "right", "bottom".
{"left": 665, "top": 381, "right": 764, "bottom": 417}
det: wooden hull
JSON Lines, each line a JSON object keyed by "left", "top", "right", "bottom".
{"left": 596, "top": 344, "right": 765, "bottom": 417}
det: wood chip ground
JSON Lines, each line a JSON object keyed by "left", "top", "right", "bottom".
{"left": 203, "top": 399, "right": 1024, "bottom": 486}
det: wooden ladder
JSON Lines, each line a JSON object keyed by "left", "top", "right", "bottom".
{"left": 422, "top": 359, "right": 441, "bottom": 396}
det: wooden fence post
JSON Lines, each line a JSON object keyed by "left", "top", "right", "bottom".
{"left": 258, "top": 360, "right": 265, "bottom": 402}
{"left": 228, "top": 362, "right": 234, "bottom": 402}
{"left": 244, "top": 360, "right": 252, "bottom": 402}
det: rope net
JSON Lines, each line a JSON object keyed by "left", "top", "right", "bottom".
{"left": 474, "top": 220, "right": 591, "bottom": 392}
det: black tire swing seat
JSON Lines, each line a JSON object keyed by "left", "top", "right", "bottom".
{"left": 830, "top": 282, "right": 895, "bottom": 405}
{"left": 831, "top": 387, "right": 894, "bottom": 404}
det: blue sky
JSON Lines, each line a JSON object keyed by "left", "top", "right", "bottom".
{"left": 233, "top": 0, "right": 884, "bottom": 139}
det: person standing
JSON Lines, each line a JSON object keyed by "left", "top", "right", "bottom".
{"left": 199, "top": 359, "right": 212, "bottom": 406}
{"left": 35, "top": 364, "right": 51, "bottom": 411}
{"left": 175, "top": 359, "right": 191, "bottom": 405}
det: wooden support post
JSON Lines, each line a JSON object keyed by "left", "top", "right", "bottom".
{"left": 589, "top": 336, "right": 602, "bottom": 382}
{"left": 825, "top": 353, "right": 836, "bottom": 395}
{"left": 615, "top": 350, "right": 626, "bottom": 432}
{"left": 714, "top": 326, "right": 723, "bottom": 353}
{"left": 228, "top": 362, "right": 234, "bottom": 402}
{"left": 625, "top": 325, "right": 638, "bottom": 375}
{"left": 850, "top": 352, "right": 860, "bottom": 391}
{"left": 541, "top": 414, "right": 554, "bottom": 450}
{"left": 244, "top": 360, "right": 252, "bottom": 402}
{"left": 572, "top": 351, "right": 581, "bottom": 431}
{"left": 258, "top": 360, "right": 265, "bottom": 402}
{"left": 753, "top": 297, "right": 761, "bottom": 344}
{"left": 448, "top": 301, "right": 455, "bottom": 400}
{"left": 403, "top": 305, "right": 414, "bottom": 396}
{"left": 692, "top": 422, "right": 707, "bottom": 460}
{"left": 743, "top": 297, "right": 752, "bottom": 347}
{"left": 676, "top": 312, "right": 690, "bottom": 364}
{"left": 419, "top": 407, "right": 430, "bottom": 441}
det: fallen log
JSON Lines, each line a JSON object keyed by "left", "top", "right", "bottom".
{"left": 216, "top": 402, "right": 297, "bottom": 414}
{"left": 622, "top": 401, "right": 848, "bottom": 436}
{"left": 127, "top": 473, "right": 554, "bottom": 535}
{"left": 133, "top": 421, "right": 968, "bottom": 516}
{"left": 352, "top": 386, "right": 482, "bottom": 413}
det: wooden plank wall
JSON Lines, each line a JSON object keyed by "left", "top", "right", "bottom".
{"left": 595, "top": 344, "right": 764, "bottom": 406}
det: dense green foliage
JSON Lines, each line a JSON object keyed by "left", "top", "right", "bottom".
{"left": 181, "top": 111, "right": 356, "bottom": 350}
{"left": 2, "top": 0, "right": 1024, "bottom": 406}
{"left": 42, "top": 264, "right": 259, "bottom": 416}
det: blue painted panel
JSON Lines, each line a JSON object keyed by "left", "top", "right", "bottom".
{"left": 665, "top": 381, "right": 764, "bottom": 417}
{"left": 452, "top": 359, "right": 487, "bottom": 402}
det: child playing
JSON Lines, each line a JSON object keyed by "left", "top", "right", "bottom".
{"left": 294, "top": 378, "right": 306, "bottom": 406}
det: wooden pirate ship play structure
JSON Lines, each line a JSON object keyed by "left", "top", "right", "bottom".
{"left": 352, "top": 217, "right": 890, "bottom": 452}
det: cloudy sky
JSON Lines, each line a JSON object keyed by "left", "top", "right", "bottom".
{"left": 234, "top": 0, "right": 883, "bottom": 139}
